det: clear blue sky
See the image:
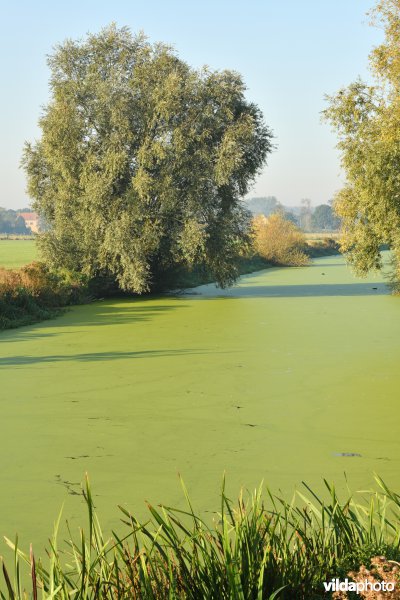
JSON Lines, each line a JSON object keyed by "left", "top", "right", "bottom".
{"left": 0, "top": 0, "right": 383, "bottom": 209}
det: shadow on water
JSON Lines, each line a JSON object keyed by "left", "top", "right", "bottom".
{"left": 63, "top": 303, "right": 185, "bottom": 327}
{"left": 192, "top": 282, "right": 389, "bottom": 299}
{"left": 0, "top": 279, "right": 391, "bottom": 347}
{"left": 0, "top": 303, "right": 187, "bottom": 343}
{"left": 308, "top": 262, "right": 344, "bottom": 267}
{"left": 0, "top": 348, "right": 211, "bottom": 367}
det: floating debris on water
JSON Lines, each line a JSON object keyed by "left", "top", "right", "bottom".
{"left": 334, "top": 452, "right": 362, "bottom": 458}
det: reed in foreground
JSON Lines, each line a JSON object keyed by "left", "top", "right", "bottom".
{"left": 1, "top": 476, "right": 400, "bottom": 599}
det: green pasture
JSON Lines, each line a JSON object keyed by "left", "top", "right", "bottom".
{"left": 0, "top": 239, "right": 37, "bottom": 268}
{"left": 0, "top": 253, "right": 399, "bottom": 556}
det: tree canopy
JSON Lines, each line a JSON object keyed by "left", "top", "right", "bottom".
{"left": 23, "top": 25, "right": 272, "bottom": 293}
{"left": 244, "top": 196, "right": 281, "bottom": 217}
{"left": 324, "top": 0, "right": 400, "bottom": 282}
{"left": 311, "top": 204, "right": 340, "bottom": 231}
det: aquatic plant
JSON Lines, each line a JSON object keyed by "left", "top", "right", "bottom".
{"left": 1, "top": 476, "right": 400, "bottom": 599}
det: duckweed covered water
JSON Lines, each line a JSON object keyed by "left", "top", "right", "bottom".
{"left": 0, "top": 253, "right": 399, "bottom": 551}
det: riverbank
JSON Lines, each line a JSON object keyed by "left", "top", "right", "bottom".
{"left": 0, "top": 236, "right": 339, "bottom": 330}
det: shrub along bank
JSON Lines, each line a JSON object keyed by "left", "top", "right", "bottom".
{"left": 0, "top": 232, "right": 341, "bottom": 331}
{"left": 159, "top": 222, "right": 340, "bottom": 291}
{"left": 306, "top": 237, "right": 341, "bottom": 258}
{"left": 0, "top": 262, "right": 89, "bottom": 330}
{"left": 1, "top": 477, "right": 399, "bottom": 599}
{"left": 0, "top": 258, "right": 271, "bottom": 325}
{"left": 251, "top": 214, "right": 340, "bottom": 267}
{"left": 252, "top": 213, "right": 310, "bottom": 267}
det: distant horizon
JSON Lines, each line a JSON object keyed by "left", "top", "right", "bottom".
{"left": 0, "top": 1, "right": 383, "bottom": 209}
{"left": 2, "top": 197, "right": 334, "bottom": 212}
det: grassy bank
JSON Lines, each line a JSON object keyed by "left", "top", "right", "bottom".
{"left": 0, "top": 236, "right": 341, "bottom": 330}
{"left": 305, "top": 232, "right": 341, "bottom": 242}
{"left": 0, "top": 256, "right": 272, "bottom": 330}
{"left": 1, "top": 477, "right": 399, "bottom": 599}
{"left": 159, "top": 238, "right": 341, "bottom": 291}
{"left": 0, "top": 235, "right": 35, "bottom": 240}
{"left": 305, "top": 236, "right": 341, "bottom": 258}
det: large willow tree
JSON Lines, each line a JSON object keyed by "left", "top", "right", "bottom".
{"left": 324, "top": 0, "right": 400, "bottom": 286}
{"left": 23, "top": 25, "right": 272, "bottom": 292}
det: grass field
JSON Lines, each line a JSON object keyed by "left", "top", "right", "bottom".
{"left": 0, "top": 236, "right": 338, "bottom": 271}
{"left": 0, "top": 239, "right": 37, "bottom": 268}
{"left": 305, "top": 231, "right": 341, "bottom": 241}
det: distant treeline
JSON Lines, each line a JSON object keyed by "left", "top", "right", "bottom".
{"left": 0, "top": 207, "right": 31, "bottom": 234}
{"left": 244, "top": 197, "right": 340, "bottom": 232}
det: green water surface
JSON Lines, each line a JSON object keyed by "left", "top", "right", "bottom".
{"left": 0, "top": 254, "right": 399, "bottom": 552}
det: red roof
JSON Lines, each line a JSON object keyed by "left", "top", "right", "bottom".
{"left": 18, "top": 212, "right": 38, "bottom": 220}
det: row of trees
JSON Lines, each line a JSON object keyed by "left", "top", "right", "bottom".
{"left": 0, "top": 208, "right": 31, "bottom": 234}
{"left": 23, "top": 0, "right": 400, "bottom": 292}
{"left": 244, "top": 197, "right": 340, "bottom": 232}
{"left": 324, "top": 0, "right": 400, "bottom": 283}
{"left": 310, "top": 204, "right": 340, "bottom": 231}
{"left": 250, "top": 0, "right": 400, "bottom": 285}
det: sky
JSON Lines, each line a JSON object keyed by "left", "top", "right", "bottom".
{"left": 0, "top": 0, "right": 384, "bottom": 209}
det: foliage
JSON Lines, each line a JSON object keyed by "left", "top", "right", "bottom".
{"left": 281, "top": 210, "right": 299, "bottom": 226}
{"left": 0, "top": 252, "right": 270, "bottom": 330}
{"left": 22, "top": 25, "right": 273, "bottom": 294}
{"left": 311, "top": 204, "right": 340, "bottom": 232}
{"left": 0, "top": 262, "right": 89, "bottom": 329}
{"left": 324, "top": 0, "right": 400, "bottom": 285}
{"left": 0, "top": 208, "right": 30, "bottom": 235}
{"left": 252, "top": 213, "right": 309, "bottom": 266}
{"left": 1, "top": 477, "right": 400, "bottom": 599}
{"left": 245, "top": 196, "right": 281, "bottom": 216}
{"left": 147, "top": 254, "right": 271, "bottom": 291}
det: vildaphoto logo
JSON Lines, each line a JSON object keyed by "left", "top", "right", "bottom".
{"left": 323, "top": 578, "right": 396, "bottom": 593}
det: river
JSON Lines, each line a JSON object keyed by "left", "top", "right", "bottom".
{"left": 0, "top": 253, "right": 399, "bottom": 553}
